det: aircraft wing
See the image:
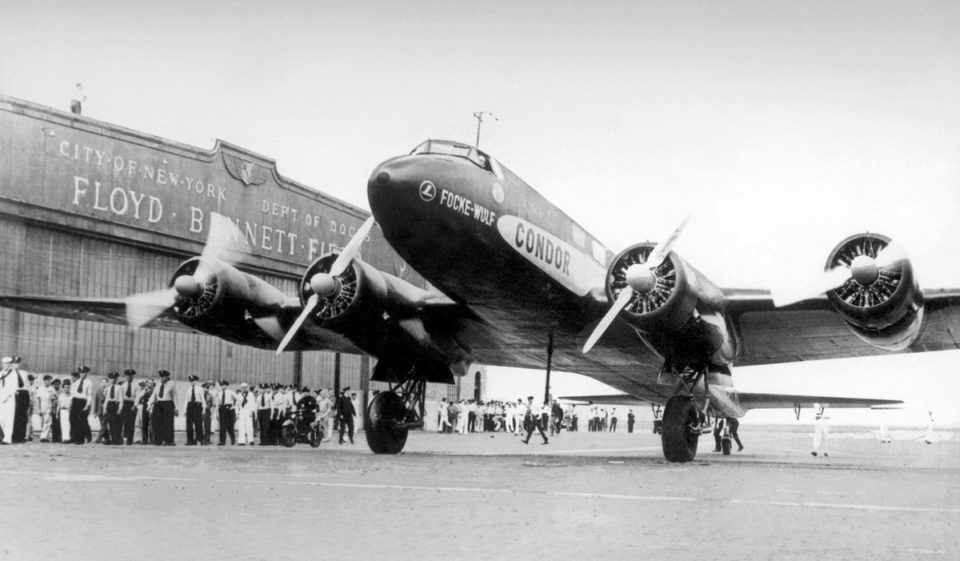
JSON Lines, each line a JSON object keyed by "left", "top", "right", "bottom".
{"left": 723, "top": 288, "right": 960, "bottom": 366}
{"left": 735, "top": 393, "right": 902, "bottom": 410}
{"left": 559, "top": 391, "right": 901, "bottom": 410}
{"left": 0, "top": 295, "right": 192, "bottom": 333}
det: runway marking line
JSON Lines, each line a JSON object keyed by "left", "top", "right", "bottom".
{"left": 4, "top": 469, "right": 958, "bottom": 514}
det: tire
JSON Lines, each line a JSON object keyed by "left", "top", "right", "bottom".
{"left": 661, "top": 396, "right": 700, "bottom": 462}
{"left": 280, "top": 423, "right": 296, "bottom": 448}
{"left": 364, "top": 392, "right": 409, "bottom": 454}
{"left": 721, "top": 437, "right": 731, "bottom": 456}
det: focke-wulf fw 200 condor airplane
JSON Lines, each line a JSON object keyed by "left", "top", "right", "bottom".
{"left": 4, "top": 139, "right": 960, "bottom": 462}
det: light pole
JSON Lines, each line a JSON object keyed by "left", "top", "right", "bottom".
{"left": 472, "top": 111, "right": 498, "bottom": 148}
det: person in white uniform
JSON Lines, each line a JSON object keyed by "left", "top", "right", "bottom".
{"left": 58, "top": 379, "right": 73, "bottom": 443}
{"left": 36, "top": 375, "right": 56, "bottom": 442}
{"left": 235, "top": 383, "right": 256, "bottom": 445}
{"left": 811, "top": 404, "right": 830, "bottom": 457}
{"left": 0, "top": 357, "right": 16, "bottom": 444}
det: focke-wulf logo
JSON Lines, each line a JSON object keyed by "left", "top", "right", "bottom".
{"left": 223, "top": 153, "right": 269, "bottom": 187}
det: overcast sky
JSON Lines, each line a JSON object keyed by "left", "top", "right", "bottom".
{"left": 2, "top": 0, "right": 958, "bottom": 424}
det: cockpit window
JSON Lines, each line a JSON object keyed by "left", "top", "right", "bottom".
{"left": 410, "top": 139, "right": 500, "bottom": 178}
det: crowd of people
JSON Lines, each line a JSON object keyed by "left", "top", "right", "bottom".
{"left": 433, "top": 397, "right": 644, "bottom": 445}
{"left": 0, "top": 357, "right": 366, "bottom": 447}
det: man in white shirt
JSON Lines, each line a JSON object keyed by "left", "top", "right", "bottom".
{"left": 0, "top": 357, "right": 16, "bottom": 444}
{"left": 70, "top": 366, "right": 93, "bottom": 444}
{"left": 521, "top": 396, "right": 548, "bottom": 445}
{"left": 183, "top": 375, "right": 206, "bottom": 446}
{"left": 102, "top": 371, "right": 124, "bottom": 445}
{"left": 811, "top": 404, "right": 830, "bottom": 457}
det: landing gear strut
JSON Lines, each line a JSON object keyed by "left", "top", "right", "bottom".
{"left": 365, "top": 377, "right": 426, "bottom": 454}
{"left": 661, "top": 370, "right": 709, "bottom": 462}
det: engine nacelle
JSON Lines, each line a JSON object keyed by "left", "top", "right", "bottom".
{"left": 605, "top": 243, "right": 698, "bottom": 330}
{"left": 825, "top": 233, "right": 925, "bottom": 351}
{"left": 297, "top": 254, "right": 385, "bottom": 328}
{"left": 169, "top": 257, "right": 288, "bottom": 324}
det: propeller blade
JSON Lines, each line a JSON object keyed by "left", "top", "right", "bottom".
{"left": 582, "top": 287, "right": 634, "bottom": 354}
{"left": 773, "top": 266, "right": 852, "bottom": 308}
{"left": 875, "top": 241, "right": 907, "bottom": 269}
{"left": 125, "top": 288, "right": 177, "bottom": 329}
{"left": 329, "top": 217, "right": 375, "bottom": 276}
{"left": 200, "top": 212, "right": 250, "bottom": 266}
{"left": 646, "top": 215, "right": 691, "bottom": 269}
{"left": 276, "top": 294, "right": 319, "bottom": 354}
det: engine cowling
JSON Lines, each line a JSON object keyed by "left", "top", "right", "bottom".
{"left": 825, "top": 233, "right": 924, "bottom": 351}
{"left": 169, "top": 257, "right": 288, "bottom": 323}
{"left": 297, "top": 254, "right": 381, "bottom": 327}
{"left": 605, "top": 243, "right": 697, "bottom": 330}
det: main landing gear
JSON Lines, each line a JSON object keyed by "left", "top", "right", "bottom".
{"left": 661, "top": 370, "right": 711, "bottom": 463}
{"left": 365, "top": 377, "right": 426, "bottom": 454}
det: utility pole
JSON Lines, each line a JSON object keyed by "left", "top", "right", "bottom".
{"left": 472, "top": 111, "right": 498, "bottom": 148}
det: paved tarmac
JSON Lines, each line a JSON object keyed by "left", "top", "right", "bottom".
{"left": 1, "top": 426, "right": 958, "bottom": 561}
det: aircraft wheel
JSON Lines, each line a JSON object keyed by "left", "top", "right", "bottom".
{"left": 661, "top": 396, "right": 700, "bottom": 462}
{"left": 365, "top": 392, "right": 409, "bottom": 454}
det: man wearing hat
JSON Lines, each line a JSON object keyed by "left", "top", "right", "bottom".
{"left": 0, "top": 357, "right": 15, "bottom": 444}
{"left": 119, "top": 369, "right": 138, "bottom": 445}
{"left": 69, "top": 366, "right": 93, "bottom": 444}
{"left": 148, "top": 370, "right": 176, "bottom": 445}
{"left": 336, "top": 387, "right": 356, "bottom": 445}
{"left": 236, "top": 383, "right": 256, "bottom": 446}
{"left": 183, "top": 375, "right": 206, "bottom": 445}
{"left": 217, "top": 380, "right": 237, "bottom": 445}
{"left": 102, "top": 371, "right": 124, "bottom": 445}
{"left": 50, "top": 378, "right": 63, "bottom": 442}
{"left": 201, "top": 380, "right": 215, "bottom": 445}
{"left": 137, "top": 380, "right": 152, "bottom": 444}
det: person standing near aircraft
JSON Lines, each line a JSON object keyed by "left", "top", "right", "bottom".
{"left": 183, "top": 375, "right": 205, "bottom": 445}
{"left": 627, "top": 410, "right": 635, "bottom": 433}
{"left": 119, "top": 369, "right": 137, "bottom": 445}
{"left": 256, "top": 384, "right": 272, "bottom": 445}
{"left": 337, "top": 387, "right": 356, "bottom": 444}
{"left": 217, "top": 380, "right": 236, "bottom": 446}
{"left": 521, "top": 396, "right": 548, "bottom": 445}
{"left": 609, "top": 407, "right": 618, "bottom": 432}
{"left": 149, "top": 370, "right": 176, "bottom": 446}
{"left": 34, "top": 375, "right": 54, "bottom": 442}
{"left": 811, "top": 404, "right": 830, "bottom": 457}
{"left": 102, "top": 371, "right": 123, "bottom": 445}
{"left": 235, "top": 383, "right": 255, "bottom": 446}
{"left": 70, "top": 366, "right": 92, "bottom": 444}
{"left": 316, "top": 388, "right": 333, "bottom": 442}
{"left": 202, "top": 380, "right": 214, "bottom": 445}
{"left": 0, "top": 357, "right": 15, "bottom": 444}
{"left": 726, "top": 417, "right": 743, "bottom": 452}
{"left": 10, "top": 357, "right": 31, "bottom": 443}
{"left": 713, "top": 417, "right": 727, "bottom": 452}
{"left": 137, "top": 380, "right": 152, "bottom": 444}
{"left": 924, "top": 410, "right": 935, "bottom": 444}
{"left": 57, "top": 378, "right": 71, "bottom": 443}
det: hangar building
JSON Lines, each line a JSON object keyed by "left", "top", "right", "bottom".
{"left": 0, "top": 95, "right": 483, "bottom": 402}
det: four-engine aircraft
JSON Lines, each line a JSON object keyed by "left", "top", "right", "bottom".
{"left": 4, "top": 138, "right": 959, "bottom": 461}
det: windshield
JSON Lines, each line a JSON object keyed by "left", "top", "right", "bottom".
{"left": 410, "top": 139, "right": 498, "bottom": 175}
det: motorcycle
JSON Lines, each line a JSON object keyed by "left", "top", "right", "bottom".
{"left": 279, "top": 407, "right": 322, "bottom": 448}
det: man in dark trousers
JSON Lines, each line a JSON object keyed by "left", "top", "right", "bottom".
{"left": 11, "top": 356, "right": 31, "bottom": 443}
{"left": 102, "top": 371, "right": 123, "bottom": 445}
{"left": 713, "top": 416, "right": 726, "bottom": 452}
{"left": 70, "top": 366, "right": 92, "bottom": 444}
{"left": 726, "top": 417, "right": 743, "bottom": 451}
{"left": 627, "top": 410, "right": 635, "bottom": 433}
{"left": 149, "top": 369, "right": 176, "bottom": 445}
{"left": 256, "top": 384, "right": 273, "bottom": 445}
{"left": 337, "top": 387, "right": 356, "bottom": 444}
{"left": 137, "top": 380, "right": 152, "bottom": 444}
{"left": 217, "top": 380, "right": 236, "bottom": 446}
{"left": 119, "top": 369, "right": 137, "bottom": 445}
{"left": 183, "top": 375, "right": 205, "bottom": 445}
{"left": 521, "top": 396, "right": 548, "bottom": 445}
{"left": 202, "top": 381, "right": 214, "bottom": 445}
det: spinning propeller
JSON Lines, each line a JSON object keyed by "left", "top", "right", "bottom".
{"left": 275, "top": 216, "right": 375, "bottom": 354}
{"left": 772, "top": 238, "right": 907, "bottom": 308}
{"left": 124, "top": 212, "right": 249, "bottom": 328}
{"left": 582, "top": 216, "right": 690, "bottom": 354}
